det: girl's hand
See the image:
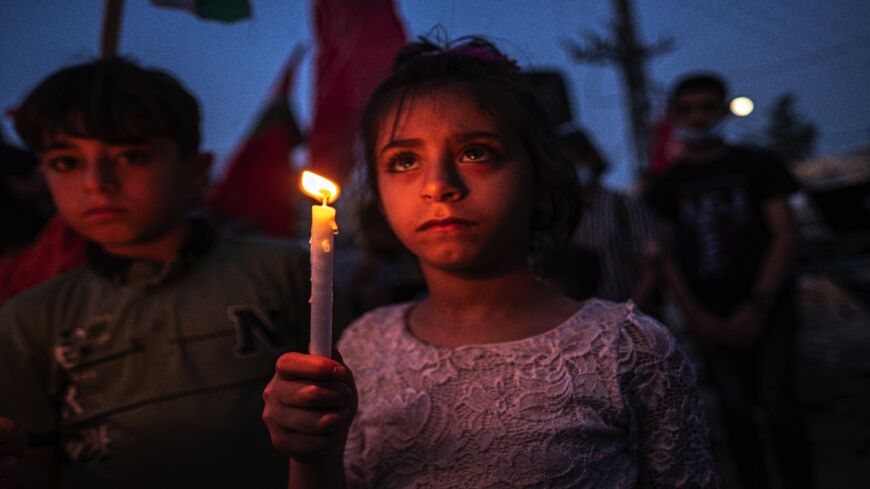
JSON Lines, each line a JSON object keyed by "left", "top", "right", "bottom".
{"left": 262, "top": 351, "right": 358, "bottom": 464}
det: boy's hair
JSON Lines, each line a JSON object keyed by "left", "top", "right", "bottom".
{"left": 357, "top": 35, "right": 580, "bottom": 253}
{"left": 15, "top": 57, "right": 201, "bottom": 159}
{"left": 669, "top": 72, "right": 728, "bottom": 108}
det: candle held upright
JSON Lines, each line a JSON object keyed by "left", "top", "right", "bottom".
{"left": 300, "top": 171, "right": 340, "bottom": 357}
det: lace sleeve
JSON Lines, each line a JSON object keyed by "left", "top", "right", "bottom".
{"left": 617, "top": 307, "right": 719, "bottom": 488}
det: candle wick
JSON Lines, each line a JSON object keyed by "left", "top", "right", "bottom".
{"left": 320, "top": 194, "right": 328, "bottom": 206}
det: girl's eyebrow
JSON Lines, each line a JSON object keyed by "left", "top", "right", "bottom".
{"left": 379, "top": 138, "right": 422, "bottom": 155}
{"left": 380, "top": 131, "right": 506, "bottom": 155}
{"left": 453, "top": 131, "right": 505, "bottom": 144}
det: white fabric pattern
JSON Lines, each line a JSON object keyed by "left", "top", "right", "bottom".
{"left": 338, "top": 299, "right": 718, "bottom": 489}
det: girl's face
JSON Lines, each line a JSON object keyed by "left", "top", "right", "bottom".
{"left": 374, "top": 88, "right": 535, "bottom": 274}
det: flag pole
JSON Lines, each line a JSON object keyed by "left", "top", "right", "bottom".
{"left": 100, "top": 0, "right": 125, "bottom": 58}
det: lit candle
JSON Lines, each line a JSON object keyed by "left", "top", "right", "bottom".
{"left": 300, "top": 170, "right": 340, "bottom": 357}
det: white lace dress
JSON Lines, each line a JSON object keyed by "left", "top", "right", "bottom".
{"left": 338, "top": 299, "right": 718, "bottom": 489}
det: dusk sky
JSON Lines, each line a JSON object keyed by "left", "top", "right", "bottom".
{"left": 2, "top": 0, "right": 868, "bottom": 189}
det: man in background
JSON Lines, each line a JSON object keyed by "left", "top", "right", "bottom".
{"left": 647, "top": 73, "right": 814, "bottom": 489}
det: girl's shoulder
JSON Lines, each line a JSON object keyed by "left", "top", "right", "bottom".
{"left": 568, "top": 298, "right": 664, "bottom": 335}
{"left": 567, "top": 299, "right": 679, "bottom": 362}
{"left": 587, "top": 300, "right": 687, "bottom": 382}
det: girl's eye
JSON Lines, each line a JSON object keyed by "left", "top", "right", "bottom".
{"left": 45, "top": 155, "right": 78, "bottom": 172}
{"left": 118, "top": 150, "right": 150, "bottom": 166}
{"left": 459, "top": 146, "right": 496, "bottom": 163}
{"left": 386, "top": 153, "right": 420, "bottom": 172}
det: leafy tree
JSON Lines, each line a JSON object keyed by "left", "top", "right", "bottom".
{"left": 765, "top": 93, "right": 817, "bottom": 163}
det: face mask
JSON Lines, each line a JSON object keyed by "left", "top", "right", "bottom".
{"left": 675, "top": 118, "right": 728, "bottom": 145}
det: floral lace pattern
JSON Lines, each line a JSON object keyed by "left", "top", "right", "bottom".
{"left": 339, "top": 299, "right": 718, "bottom": 489}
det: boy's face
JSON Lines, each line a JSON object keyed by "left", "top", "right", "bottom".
{"left": 38, "top": 134, "right": 210, "bottom": 260}
{"left": 672, "top": 89, "right": 727, "bottom": 133}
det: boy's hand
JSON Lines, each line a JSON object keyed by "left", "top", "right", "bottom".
{"left": 0, "top": 417, "right": 27, "bottom": 480}
{"left": 262, "top": 351, "right": 358, "bottom": 464}
{"left": 684, "top": 305, "right": 723, "bottom": 347}
{"left": 722, "top": 304, "right": 765, "bottom": 347}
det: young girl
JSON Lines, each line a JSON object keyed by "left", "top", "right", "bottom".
{"left": 262, "top": 37, "right": 718, "bottom": 489}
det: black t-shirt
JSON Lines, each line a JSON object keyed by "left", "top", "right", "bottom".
{"left": 647, "top": 146, "right": 798, "bottom": 315}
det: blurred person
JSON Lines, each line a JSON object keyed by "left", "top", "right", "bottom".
{"left": 646, "top": 72, "right": 813, "bottom": 489}
{"left": 262, "top": 36, "right": 718, "bottom": 489}
{"left": 556, "top": 128, "right": 660, "bottom": 311}
{"left": 0, "top": 57, "right": 310, "bottom": 488}
{"left": 0, "top": 128, "right": 54, "bottom": 256}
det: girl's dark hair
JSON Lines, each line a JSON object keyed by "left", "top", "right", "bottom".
{"left": 15, "top": 57, "right": 201, "bottom": 159}
{"left": 357, "top": 35, "right": 580, "bottom": 254}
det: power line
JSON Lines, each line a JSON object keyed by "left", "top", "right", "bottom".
{"left": 664, "top": 0, "right": 869, "bottom": 79}
{"left": 683, "top": 1, "right": 816, "bottom": 51}
{"left": 730, "top": 34, "right": 870, "bottom": 79}
{"left": 729, "top": 0, "right": 846, "bottom": 43}
{"left": 784, "top": 0, "right": 868, "bottom": 36}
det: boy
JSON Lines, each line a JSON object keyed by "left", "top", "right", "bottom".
{"left": 0, "top": 58, "right": 310, "bottom": 488}
{"left": 646, "top": 73, "right": 813, "bottom": 489}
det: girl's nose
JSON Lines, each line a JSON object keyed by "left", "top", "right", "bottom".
{"left": 83, "top": 158, "right": 119, "bottom": 194}
{"left": 420, "top": 157, "right": 465, "bottom": 202}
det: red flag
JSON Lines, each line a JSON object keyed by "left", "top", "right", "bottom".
{"left": 0, "top": 216, "right": 86, "bottom": 304}
{"left": 206, "top": 47, "right": 305, "bottom": 237}
{"left": 308, "top": 0, "right": 406, "bottom": 183}
{"left": 648, "top": 111, "right": 684, "bottom": 175}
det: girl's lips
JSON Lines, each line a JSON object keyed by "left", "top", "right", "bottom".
{"left": 416, "top": 217, "right": 475, "bottom": 232}
{"left": 84, "top": 206, "right": 126, "bottom": 220}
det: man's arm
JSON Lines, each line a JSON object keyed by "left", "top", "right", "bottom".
{"left": 751, "top": 197, "right": 797, "bottom": 298}
{"left": 657, "top": 221, "right": 723, "bottom": 344}
{"left": 722, "top": 197, "right": 797, "bottom": 346}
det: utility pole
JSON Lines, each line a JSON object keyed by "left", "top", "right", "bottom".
{"left": 101, "top": 0, "right": 125, "bottom": 58}
{"left": 565, "top": 0, "right": 672, "bottom": 176}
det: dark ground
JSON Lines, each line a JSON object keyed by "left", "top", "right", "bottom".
{"left": 681, "top": 273, "right": 870, "bottom": 489}
{"left": 792, "top": 274, "right": 869, "bottom": 489}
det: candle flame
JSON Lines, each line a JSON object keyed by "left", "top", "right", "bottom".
{"left": 300, "top": 170, "right": 340, "bottom": 204}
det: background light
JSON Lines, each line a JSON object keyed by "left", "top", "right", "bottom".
{"left": 730, "top": 97, "right": 754, "bottom": 117}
